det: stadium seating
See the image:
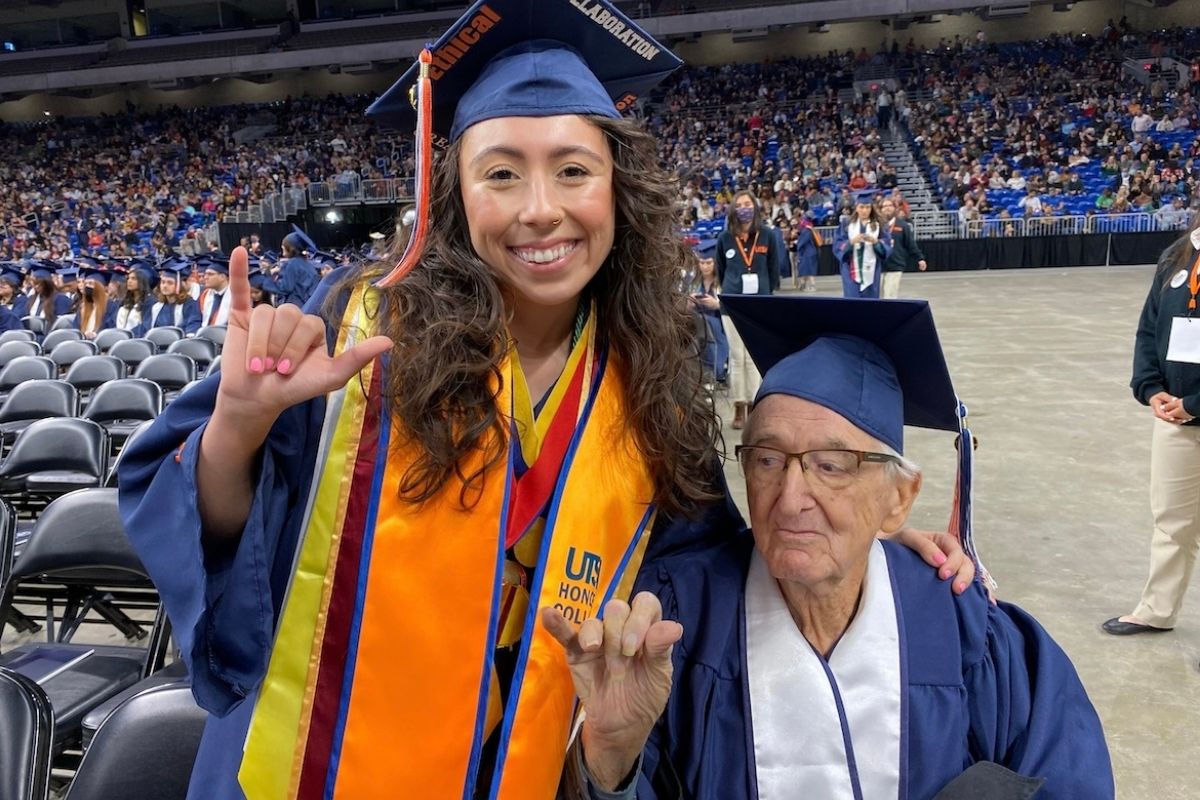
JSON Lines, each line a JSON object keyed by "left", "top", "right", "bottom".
{"left": 82, "top": 380, "right": 162, "bottom": 454}
{"left": 64, "top": 357, "right": 127, "bottom": 396}
{"left": 144, "top": 328, "right": 185, "bottom": 353}
{"left": 0, "top": 381, "right": 80, "bottom": 446}
{"left": 91, "top": 330, "right": 132, "bottom": 354}
{"left": 107, "top": 340, "right": 155, "bottom": 372}
{"left": 0, "top": 341, "right": 42, "bottom": 368}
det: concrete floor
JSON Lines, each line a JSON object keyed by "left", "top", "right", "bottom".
{"left": 4, "top": 264, "right": 1193, "bottom": 797}
{"left": 718, "top": 265, "right": 1198, "bottom": 800}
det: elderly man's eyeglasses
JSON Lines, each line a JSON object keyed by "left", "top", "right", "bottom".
{"left": 735, "top": 445, "right": 900, "bottom": 491}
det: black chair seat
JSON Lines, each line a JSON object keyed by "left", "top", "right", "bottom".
{"left": 25, "top": 472, "right": 104, "bottom": 493}
{"left": 11, "top": 524, "right": 32, "bottom": 562}
{"left": 80, "top": 661, "right": 189, "bottom": 751}
{"left": 0, "top": 645, "right": 145, "bottom": 753}
{"left": 0, "top": 420, "right": 37, "bottom": 440}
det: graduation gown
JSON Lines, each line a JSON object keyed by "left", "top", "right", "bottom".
{"left": 136, "top": 297, "right": 201, "bottom": 336}
{"left": 275, "top": 256, "right": 319, "bottom": 308}
{"left": 116, "top": 270, "right": 744, "bottom": 800}
{"left": 73, "top": 302, "right": 117, "bottom": 335}
{"left": 631, "top": 534, "right": 1114, "bottom": 800}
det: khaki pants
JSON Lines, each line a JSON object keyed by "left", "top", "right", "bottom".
{"left": 881, "top": 271, "right": 903, "bottom": 299}
{"left": 723, "top": 315, "right": 761, "bottom": 404}
{"left": 1132, "top": 419, "right": 1200, "bottom": 627}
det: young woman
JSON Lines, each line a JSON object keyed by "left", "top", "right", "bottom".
{"left": 714, "top": 191, "right": 783, "bottom": 429}
{"left": 833, "top": 192, "right": 893, "bottom": 298}
{"left": 687, "top": 244, "right": 728, "bottom": 385}
{"left": 117, "top": 265, "right": 152, "bottom": 332}
{"left": 136, "top": 261, "right": 200, "bottom": 335}
{"left": 118, "top": 6, "right": 973, "bottom": 799}
{"left": 74, "top": 267, "right": 117, "bottom": 339}
{"left": 794, "top": 216, "right": 821, "bottom": 293}
{"left": 26, "top": 264, "right": 70, "bottom": 326}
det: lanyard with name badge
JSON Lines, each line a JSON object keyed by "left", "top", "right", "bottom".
{"left": 734, "top": 229, "right": 761, "bottom": 294}
{"left": 1166, "top": 251, "right": 1200, "bottom": 364}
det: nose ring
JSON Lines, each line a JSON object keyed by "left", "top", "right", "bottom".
{"left": 552, "top": 218, "right": 562, "bottom": 226}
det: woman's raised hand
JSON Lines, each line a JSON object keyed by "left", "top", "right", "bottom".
{"left": 218, "top": 246, "right": 393, "bottom": 423}
{"left": 542, "top": 594, "right": 682, "bottom": 791}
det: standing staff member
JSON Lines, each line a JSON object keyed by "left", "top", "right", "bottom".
{"left": 880, "top": 197, "right": 928, "bottom": 299}
{"left": 834, "top": 191, "right": 892, "bottom": 299}
{"left": 715, "top": 191, "right": 782, "bottom": 429}
{"left": 1105, "top": 217, "right": 1200, "bottom": 636}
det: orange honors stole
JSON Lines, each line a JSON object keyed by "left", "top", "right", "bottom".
{"left": 238, "top": 285, "right": 657, "bottom": 800}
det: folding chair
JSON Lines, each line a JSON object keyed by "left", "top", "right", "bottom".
{"left": 0, "top": 339, "right": 42, "bottom": 368}
{"left": 82, "top": 380, "right": 162, "bottom": 454}
{"left": 144, "top": 327, "right": 184, "bottom": 353}
{"left": 49, "top": 340, "right": 99, "bottom": 374}
{"left": 66, "top": 681, "right": 202, "bottom": 800}
{"left": 42, "top": 329, "right": 84, "bottom": 354}
{"left": 0, "top": 380, "right": 80, "bottom": 447}
{"left": 64, "top": 356, "right": 126, "bottom": 396}
{"left": 107, "top": 339, "right": 155, "bottom": 372}
{"left": 133, "top": 354, "right": 196, "bottom": 402}
{"left": 166, "top": 337, "right": 217, "bottom": 376}
{"left": 92, "top": 329, "right": 132, "bottom": 354}
{"left": 0, "top": 488, "right": 169, "bottom": 759}
{"left": 0, "top": 666, "right": 53, "bottom": 800}
{"left": 0, "top": 419, "right": 108, "bottom": 517}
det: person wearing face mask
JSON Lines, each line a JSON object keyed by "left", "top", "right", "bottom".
{"left": 74, "top": 266, "right": 117, "bottom": 339}
{"left": 116, "top": 4, "right": 975, "bottom": 798}
{"left": 833, "top": 191, "right": 892, "bottom": 299}
{"left": 1104, "top": 215, "right": 1200, "bottom": 638}
{"left": 715, "top": 190, "right": 782, "bottom": 429}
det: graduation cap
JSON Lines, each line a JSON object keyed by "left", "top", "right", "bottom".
{"left": 157, "top": 256, "right": 191, "bottom": 284}
{"left": 365, "top": 0, "right": 681, "bottom": 141}
{"left": 283, "top": 224, "right": 317, "bottom": 255}
{"left": 130, "top": 259, "right": 159, "bottom": 290}
{"left": 262, "top": 250, "right": 279, "bottom": 264}
{"left": 363, "top": 0, "right": 681, "bottom": 287}
{"left": 59, "top": 264, "right": 79, "bottom": 283}
{"left": 853, "top": 189, "right": 879, "bottom": 206}
{"left": 29, "top": 260, "right": 57, "bottom": 281}
{"left": 81, "top": 266, "right": 112, "bottom": 285}
{"left": 693, "top": 238, "right": 718, "bottom": 259}
{"left": 313, "top": 250, "right": 339, "bottom": 268}
{"left": 722, "top": 295, "right": 984, "bottom": 578}
{"left": 0, "top": 265, "right": 23, "bottom": 288}
{"left": 202, "top": 255, "right": 230, "bottom": 276}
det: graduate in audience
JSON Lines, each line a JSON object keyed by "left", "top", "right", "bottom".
{"left": 58, "top": 262, "right": 82, "bottom": 314}
{"left": 0, "top": 265, "right": 28, "bottom": 317}
{"left": 275, "top": 226, "right": 319, "bottom": 307}
{"left": 198, "top": 255, "right": 233, "bottom": 327}
{"left": 117, "top": 261, "right": 155, "bottom": 333}
{"left": 27, "top": 261, "right": 71, "bottom": 325}
{"left": 549, "top": 296, "right": 1114, "bottom": 800}
{"left": 247, "top": 267, "right": 279, "bottom": 308}
{"left": 74, "top": 265, "right": 117, "bottom": 339}
{"left": 117, "top": 4, "right": 974, "bottom": 798}
{"left": 138, "top": 258, "right": 201, "bottom": 335}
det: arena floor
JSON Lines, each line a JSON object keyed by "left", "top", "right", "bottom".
{"left": 720, "top": 263, "right": 1198, "bottom": 800}
{"left": 3, "top": 263, "right": 1192, "bottom": 797}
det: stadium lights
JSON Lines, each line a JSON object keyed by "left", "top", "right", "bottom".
{"left": 325, "top": 210, "right": 342, "bottom": 223}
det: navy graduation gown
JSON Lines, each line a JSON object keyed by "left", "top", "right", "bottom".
{"left": 135, "top": 298, "right": 201, "bottom": 336}
{"left": 0, "top": 305, "right": 21, "bottom": 333}
{"left": 72, "top": 302, "right": 117, "bottom": 333}
{"left": 116, "top": 268, "right": 745, "bottom": 800}
{"left": 631, "top": 535, "right": 1114, "bottom": 800}
{"left": 10, "top": 294, "right": 28, "bottom": 319}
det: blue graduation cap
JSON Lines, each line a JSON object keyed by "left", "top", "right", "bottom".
{"left": 693, "top": 238, "right": 718, "bottom": 259}
{"left": 157, "top": 256, "right": 191, "bottom": 284}
{"left": 853, "top": 189, "right": 879, "bottom": 206}
{"left": 283, "top": 224, "right": 317, "bottom": 255}
{"left": 0, "top": 264, "right": 23, "bottom": 288}
{"left": 313, "top": 250, "right": 339, "bottom": 268}
{"left": 29, "top": 260, "right": 57, "bottom": 281}
{"left": 58, "top": 264, "right": 79, "bottom": 283}
{"left": 722, "top": 295, "right": 984, "bottom": 576}
{"left": 75, "top": 255, "right": 102, "bottom": 269}
{"left": 248, "top": 269, "right": 281, "bottom": 295}
{"left": 262, "top": 250, "right": 279, "bottom": 264}
{"left": 365, "top": 0, "right": 682, "bottom": 142}
{"left": 202, "top": 255, "right": 230, "bottom": 276}
{"left": 129, "top": 259, "right": 158, "bottom": 290}
{"left": 81, "top": 266, "right": 112, "bottom": 285}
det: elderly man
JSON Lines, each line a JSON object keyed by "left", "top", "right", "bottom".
{"left": 548, "top": 296, "right": 1113, "bottom": 800}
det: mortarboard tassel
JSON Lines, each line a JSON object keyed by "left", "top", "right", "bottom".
{"left": 948, "top": 401, "right": 994, "bottom": 590}
{"left": 375, "top": 47, "right": 433, "bottom": 288}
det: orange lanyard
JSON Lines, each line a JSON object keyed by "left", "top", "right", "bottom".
{"left": 1189, "top": 251, "right": 1200, "bottom": 311}
{"left": 734, "top": 229, "right": 760, "bottom": 271}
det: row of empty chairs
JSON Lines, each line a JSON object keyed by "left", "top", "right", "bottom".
{"left": 1, "top": 489, "right": 204, "bottom": 799}
{"left": 0, "top": 352, "right": 214, "bottom": 395}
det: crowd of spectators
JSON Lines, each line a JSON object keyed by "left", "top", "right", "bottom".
{"left": 0, "top": 93, "right": 409, "bottom": 262}
{"left": 1, "top": 18, "right": 1199, "bottom": 262}
{"left": 899, "top": 20, "right": 1200, "bottom": 232}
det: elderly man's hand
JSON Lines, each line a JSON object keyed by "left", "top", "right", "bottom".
{"left": 888, "top": 527, "right": 980, "bottom": 597}
{"left": 542, "top": 593, "right": 681, "bottom": 791}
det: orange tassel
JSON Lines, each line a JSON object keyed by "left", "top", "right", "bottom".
{"left": 376, "top": 48, "right": 434, "bottom": 288}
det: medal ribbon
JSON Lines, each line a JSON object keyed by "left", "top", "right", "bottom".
{"left": 734, "top": 229, "right": 760, "bottom": 271}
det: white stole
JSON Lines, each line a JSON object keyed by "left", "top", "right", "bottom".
{"left": 117, "top": 305, "right": 142, "bottom": 332}
{"left": 151, "top": 301, "right": 184, "bottom": 328}
{"left": 746, "top": 540, "right": 902, "bottom": 800}
{"left": 200, "top": 290, "right": 230, "bottom": 326}
{"left": 846, "top": 221, "right": 879, "bottom": 290}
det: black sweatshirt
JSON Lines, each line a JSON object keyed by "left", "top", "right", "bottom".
{"left": 1131, "top": 241, "right": 1200, "bottom": 421}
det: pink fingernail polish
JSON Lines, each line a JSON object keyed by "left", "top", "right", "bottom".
{"left": 265, "top": 357, "right": 275, "bottom": 371}
{"left": 277, "top": 358, "right": 292, "bottom": 375}
{"left": 249, "top": 357, "right": 263, "bottom": 373}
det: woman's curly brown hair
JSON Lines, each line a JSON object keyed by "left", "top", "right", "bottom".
{"left": 331, "top": 115, "right": 721, "bottom": 519}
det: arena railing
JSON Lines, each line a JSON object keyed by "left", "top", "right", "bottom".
{"left": 910, "top": 210, "right": 1183, "bottom": 240}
